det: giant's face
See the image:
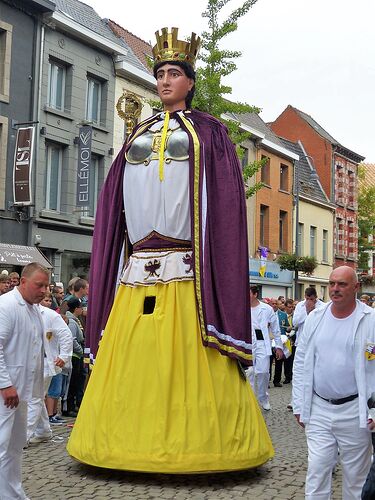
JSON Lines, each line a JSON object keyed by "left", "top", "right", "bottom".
{"left": 156, "top": 63, "right": 193, "bottom": 111}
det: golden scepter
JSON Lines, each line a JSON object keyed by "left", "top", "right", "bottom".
{"left": 116, "top": 91, "right": 143, "bottom": 137}
{"left": 115, "top": 91, "right": 143, "bottom": 266}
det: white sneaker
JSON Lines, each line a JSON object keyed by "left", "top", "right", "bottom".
{"left": 28, "top": 435, "right": 52, "bottom": 444}
{"left": 287, "top": 402, "right": 293, "bottom": 411}
{"left": 261, "top": 401, "right": 271, "bottom": 411}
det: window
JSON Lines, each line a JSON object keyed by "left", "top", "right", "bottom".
{"left": 335, "top": 164, "right": 344, "bottom": 205}
{"left": 279, "top": 210, "right": 288, "bottom": 251}
{"left": 239, "top": 146, "right": 248, "bottom": 169}
{"left": 86, "top": 77, "right": 102, "bottom": 124}
{"left": 259, "top": 205, "right": 269, "bottom": 246}
{"left": 310, "top": 226, "right": 317, "bottom": 257}
{"left": 280, "top": 164, "right": 288, "bottom": 191}
{"left": 261, "top": 155, "right": 270, "bottom": 185}
{"left": 81, "top": 155, "right": 99, "bottom": 218}
{"left": 348, "top": 220, "right": 355, "bottom": 258}
{"left": 297, "top": 223, "right": 304, "bottom": 256}
{"left": 48, "top": 60, "right": 66, "bottom": 110}
{"left": 348, "top": 170, "right": 355, "bottom": 208}
{"left": 336, "top": 217, "right": 344, "bottom": 256}
{"left": 322, "top": 229, "right": 328, "bottom": 262}
{"left": 321, "top": 286, "right": 327, "bottom": 301}
{"left": 0, "top": 21, "right": 12, "bottom": 103}
{"left": 45, "top": 144, "right": 62, "bottom": 211}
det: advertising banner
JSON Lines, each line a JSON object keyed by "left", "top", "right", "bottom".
{"left": 13, "top": 126, "right": 35, "bottom": 205}
{"left": 76, "top": 125, "right": 92, "bottom": 207}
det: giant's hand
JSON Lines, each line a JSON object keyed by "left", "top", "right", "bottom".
{"left": 1, "top": 386, "right": 19, "bottom": 408}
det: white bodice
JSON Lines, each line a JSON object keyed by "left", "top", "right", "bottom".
{"left": 123, "top": 118, "right": 191, "bottom": 244}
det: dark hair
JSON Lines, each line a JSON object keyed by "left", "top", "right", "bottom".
{"left": 305, "top": 287, "right": 317, "bottom": 298}
{"left": 250, "top": 285, "right": 259, "bottom": 297}
{"left": 153, "top": 60, "right": 196, "bottom": 109}
{"left": 67, "top": 297, "right": 82, "bottom": 312}
{"left": 285, "top": 298, "right": 294, "bottom": 307}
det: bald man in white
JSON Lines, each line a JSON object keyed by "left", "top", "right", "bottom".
{"left": 293, "top": 266, "right": 375, "bottom": 499}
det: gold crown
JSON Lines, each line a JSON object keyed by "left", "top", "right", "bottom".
{"left": 152, "top": 27, "right": 201, "bottom": 69}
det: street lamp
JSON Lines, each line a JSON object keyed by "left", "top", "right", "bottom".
{"left": 293, "top": 149, "right": 319, "bottom": 299}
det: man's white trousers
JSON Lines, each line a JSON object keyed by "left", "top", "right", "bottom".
{"left": 305, "top": 394, "right": 372, "bottom": 500}
{"left": 0, "top": 401, "right": 29, "bottom": 500}
{"left": 247, "top": 340, "right": 270, "bottom": 405}
{"left": 27, "top": 376, "right": 52, "bottom": 440}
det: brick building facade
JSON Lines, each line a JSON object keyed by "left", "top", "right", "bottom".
{"left": 271, "top": 105, "right": 364, "bottom": 268}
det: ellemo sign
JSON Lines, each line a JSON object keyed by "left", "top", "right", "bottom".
{"left": 76, "top": 125, "right": 92, "bottom": 207}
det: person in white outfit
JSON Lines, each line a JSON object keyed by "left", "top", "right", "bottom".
{"left": 0, "top": 262, "right": 50, "bottom": 500}
{"left": 247, "top": 286, "right": 283, "bottom": 411}
{"left": 26, "top": 292, "right": 72, "bottom": 443}
{"left": 293, "top": 266, "right": 375, "bottom": 499}
{"left": 292, "top": 287, "right": 325, "bottom": 346}
{"left": 286, "top": 287, "right": 325, "bottom": 410}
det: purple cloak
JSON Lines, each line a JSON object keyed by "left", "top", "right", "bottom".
{"left": 85, "top": 109, "right": 252, "bottom": 366}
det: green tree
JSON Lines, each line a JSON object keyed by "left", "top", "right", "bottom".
{"left": 277, "top": 253, "right": 318, "bottom": 276}
{"left": 192, "top": 0, "right": 264, "bottom": 197}
{"left": 148, "top": 0, "right": 265, "bottom": 197}
{"left": 357, "top": 165, "right": 375, "bottom": 272}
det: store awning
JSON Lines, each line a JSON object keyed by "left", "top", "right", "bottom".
{"left": 0, "top": 244, "right": 53, "bottom": 268}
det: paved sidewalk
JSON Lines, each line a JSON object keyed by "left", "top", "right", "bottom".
{"left": 23, "top": 384, "right": 343, "bottom": 499}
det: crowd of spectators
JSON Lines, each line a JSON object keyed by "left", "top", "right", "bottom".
{"left": 250, "top": 289, "right": 375, "bottom": 408}
{"left": 0, "top": 269, "right": 89, "bottom": 444}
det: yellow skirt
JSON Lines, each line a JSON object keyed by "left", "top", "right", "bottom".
{"left": 67, "top": 281, "right": 274, "bottom": 472}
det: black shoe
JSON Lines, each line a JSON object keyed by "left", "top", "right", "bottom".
{"left": 62, "top": 411, "right": 78, "bottom": 418}
{"left": 273, "top": 382, "right": 282, "bottom": 387}
{"left": 283, "top": 379, "right": 291, "bottom": 384}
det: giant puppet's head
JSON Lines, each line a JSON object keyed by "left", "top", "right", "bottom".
{"left": 152, "top": 27, "right": 201, "bottom": 109}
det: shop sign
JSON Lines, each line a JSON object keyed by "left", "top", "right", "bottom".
{"left": 13, "top": 127, "right": 35, "bottom": 205}
{"left": 76, "top": 125, "right": 92, "bottom": 207}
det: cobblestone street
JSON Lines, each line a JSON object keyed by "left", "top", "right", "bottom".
{"left": 23, "top": 384, "right": 343, "bottom": 499}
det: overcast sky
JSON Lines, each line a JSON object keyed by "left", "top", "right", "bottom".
{"left": 85, "top": 0, "right": 375, "bottom": 162}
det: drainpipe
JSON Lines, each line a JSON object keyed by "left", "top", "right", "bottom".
{"left": 331, "top": 144, "right": 337, "bottom": 266}
{"left": 27, "top": 19, "right": 45, "bottom": 247}
{"left": 293, "top": 159, "right": 300, "bottom": 299}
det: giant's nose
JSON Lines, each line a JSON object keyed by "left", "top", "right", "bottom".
{"left": 161, "top": 73, "right": 171, "bottom": 86}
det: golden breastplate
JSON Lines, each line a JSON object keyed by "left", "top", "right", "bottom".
{"left": 125, "top": 123, "right": 189, "bottom": 165}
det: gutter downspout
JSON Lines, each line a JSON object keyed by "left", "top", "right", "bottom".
{"left": 331, "top": 144, "right": 337, "bottom": 266}
{"left": 293, "top": 158, "right": 300, "bottom": 299}
{"left": 28, "top": 20, "right": 45, "bottom": 247}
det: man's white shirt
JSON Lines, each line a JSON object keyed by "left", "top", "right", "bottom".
{"left": 313, "top": 305, "right": 357, "bottom": 399}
